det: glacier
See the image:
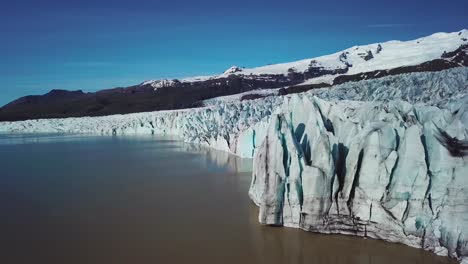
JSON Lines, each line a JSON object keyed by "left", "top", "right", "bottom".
{"left": 204, "top": 67, "right": 468, "bottom": 109}
{"left": 1, "top": 67, "right": 467, "bottom": 262}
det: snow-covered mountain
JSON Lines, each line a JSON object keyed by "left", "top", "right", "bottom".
{"left": 1, "top": 30, "right": 467, "bottom": 122}
{"left": 145, "top": 29, "right": 468, "bottom": 85}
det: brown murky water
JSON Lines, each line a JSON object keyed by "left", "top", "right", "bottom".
{"left": 0, "top": 134, "right": 454, "bottom": 264}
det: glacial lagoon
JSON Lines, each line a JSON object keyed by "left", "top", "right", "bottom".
{"left": 0, "top": 134, "right": 454, "bottom": 264}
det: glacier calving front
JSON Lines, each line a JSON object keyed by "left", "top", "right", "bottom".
{"left": 0, "top": 68, "right": 467, "bottom": 262}
{"left": 250, "top": 95, "right": 467, "bottom": 262}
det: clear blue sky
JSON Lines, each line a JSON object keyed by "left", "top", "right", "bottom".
{"left": 1, "top": 0, "right": 467, "bottom": 106}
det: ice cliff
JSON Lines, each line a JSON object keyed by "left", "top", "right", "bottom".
{"left": 249, "top": 95, "right": 468, "bottom": 262}
{"left": 0, "top": 67, "right": 467, "bottom": 262}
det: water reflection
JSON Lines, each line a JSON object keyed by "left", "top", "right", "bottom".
{"left": 180, "top": 142, "right": 253, "bottom": 173}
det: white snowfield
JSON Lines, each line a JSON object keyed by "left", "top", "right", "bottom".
{"left": 237, "top": 30, "right": 467, "bottom": 76}
{"left": 1, "top": 44, "right": 468, "bottom": 262}
{"left": 141, "top": 30, "right": 468, "bottom": 86}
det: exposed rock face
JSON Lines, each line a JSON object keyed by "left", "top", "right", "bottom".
{"left": 359, "top": 50, "right": 374, "bottom": 61}
{"left": 304, "top": 60, "right": 350, "bottom": 79}
{"left": 249, "top": 95, "right": 468, "bottom": 262}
